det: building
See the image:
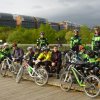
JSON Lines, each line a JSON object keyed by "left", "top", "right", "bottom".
{"left": 0, "top": 13, "right": 16, "bottom": 27}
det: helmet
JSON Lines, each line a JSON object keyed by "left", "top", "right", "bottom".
{"left": 41, "top": 46, "right": 48, "bottom": 51}
{"left": 27, "top": 47, "right": 33, "bottom": 51}
{"left": 79, "top": 45, "right": 84, "bottom": 51}
{"left": 74, "top": 29, "right": 79, "bottom": 33}
{"left": 40, "top": 32, "right": 45, "bottom": 35}
{"left": 3, "top": 43, "right": 8, "bottom": 46}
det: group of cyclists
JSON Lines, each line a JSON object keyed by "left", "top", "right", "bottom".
{"left": 0, "top": 27, "right": 100, "bottom": 80}
{"left": 70, "top": 27, "right": 100, "bottom": 76}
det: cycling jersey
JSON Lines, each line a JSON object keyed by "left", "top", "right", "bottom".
{"left": 70, "top": 36, "right": 81, "bottom": 48}
{"left": 2, "top": 47, "right": 11, "bottom": 57}
{"left": 37, "top": 37, "right": 48, "bottom": 48}
{"left": 37, "top": 51, "right": 51, "bottom": 62}
{"left": 78, "top": 51, "right": 89, "bottom": 61}
{"left": 91, "top": 34, "right": 100, "bottom": 51}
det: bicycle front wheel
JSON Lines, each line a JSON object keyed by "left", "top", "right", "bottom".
{"left": 84, "top": 75, "right": 100, "bottom": 98}
{"left": 16, "top": 66, "right": 24, "bottom": 83}
{"left": 0, "top": 62, "right": 7, "bottom": 77}
{"left": 34, "top": 68, "right": 48, "bottom": 86}
{"left": 60, "top": 71, "right": 72, "bottom": 91}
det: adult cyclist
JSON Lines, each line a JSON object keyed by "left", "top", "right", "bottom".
{"left": 70, "top": 29, "right": 82, "bottom": 53}
{"left": 91, "top": 27, "right": 100, "bottom": 57}
{"left": 36, "top": 32, "right": 49, "bottom": 49}
{"left": 36, "top": 46, "right": 51, "bottom": 73}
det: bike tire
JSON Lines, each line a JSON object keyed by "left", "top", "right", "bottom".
{"left": 60, "top": 71, "right": 72, "bottom": 91}
{"left": 34, "top": 68, "right": 48, "bottom": 86}
{"left": 84, "top": 75, "right": 100, "bottom": 98}
{"left": 0, "top": 61, "right": 7, "bottom": 77}
{"left": 16, "top": 66, "right": 24, "bottom": 83}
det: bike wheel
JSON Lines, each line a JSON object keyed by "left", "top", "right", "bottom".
{"left": 34, "top": 68, "right": 48, "bottom": 86}
{"left": 16, "top": 66, "right": 24, "bottom": 83}
{"left": 84, "top": 75, "right": 100, "bottom": 98}
{"left": 60, "top": 71, "right": 72, "bottom": 91}
{"left": 0, "top": 62, "right": 7, "bottom": 77}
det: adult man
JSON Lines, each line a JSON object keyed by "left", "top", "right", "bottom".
{"left": 70, "top": 29, "right": 82, "bottom": 52}
{"left": 37, "top": 32, "right": 49, "bottom": 49}
{"left": 12, "top": 43, "right": 24, "bottom": 64}
{"left": 51, "top": 46, "right": 62, "bottom": 79}
{"left": 91, "top": 27, "right": 100, "bottom": 57}
{"left": 2, "top": 43, "right": 11, "bottom": 57}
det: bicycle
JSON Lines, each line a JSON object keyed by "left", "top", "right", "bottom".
{"left": 0, "top": 57, "right": 20, "bottom": 77}
{"left": 16, "top": 58, "right": 48, "bottom": 86}
{"left": 60, "top": 61, "right": 100, "bottom": 98}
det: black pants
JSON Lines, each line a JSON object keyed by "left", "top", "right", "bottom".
{"left": 37, "top": 61, "right": 51, "bottom": 73}
{"left": 52, "top": 62, "right": 62, "bottom": 75}
{"left": 28, "top": 60, "right": 35, "bottom": 67}
{"left": 72, "top": 45, "right": 79, "bottom": 53}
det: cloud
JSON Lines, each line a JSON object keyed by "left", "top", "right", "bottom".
{"left": 0, "top": 0, "right": 100, "bottom": 26}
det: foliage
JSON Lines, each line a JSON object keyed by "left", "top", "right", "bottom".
{"left": 0, "top": 25, "right": 94, "bottom": 44}
{"left": 80, "top": 25, "right": 93, "bottom": 44}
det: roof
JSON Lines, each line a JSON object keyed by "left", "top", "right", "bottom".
{"left": 19, "top": 15, "right": 35, "bottom": 22}
{"left": 35, "top": 17, "right": 47, "bottom": 23}
{"left": 0, "top": 13, "right": 14, "bottom": 20}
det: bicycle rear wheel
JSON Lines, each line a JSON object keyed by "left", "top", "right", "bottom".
{"left": 84, "top": 75, "right": 100, "bottom": 98}
{"left": 0, "top": 62, "right": 7, "bottom": 77}
{"left": 34, "top": 68, "right": 48, "bottom": 86}
{"left": 16, "top": 66, "right": 24, "bottom": 83}
{"left": 60, "top": 71, "right": 72, "bottom": 91}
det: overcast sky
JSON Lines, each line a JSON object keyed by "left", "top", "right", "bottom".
{"left": 0, "top": 0, "right": 100, "bottom": 26}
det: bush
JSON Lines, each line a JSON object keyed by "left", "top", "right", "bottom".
{"left": 0, "top": 25, "right": 94, "bottom": 44}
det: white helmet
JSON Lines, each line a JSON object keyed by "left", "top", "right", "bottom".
{"left": 3, "top": 43, "right": 9, "bottom": 46}
{"left": 27, "top": 47, "right": 33, "bottom": 51}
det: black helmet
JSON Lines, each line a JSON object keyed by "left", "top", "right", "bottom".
{"left": 41, "top": 46, "right": 48, "bottom": 51}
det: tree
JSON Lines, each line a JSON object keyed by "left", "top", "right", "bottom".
{"left": 80, "top": 25, "right": 93, "bottom": 44}
{"left": 65, "top": 31, "right": 73, "bottom": 44}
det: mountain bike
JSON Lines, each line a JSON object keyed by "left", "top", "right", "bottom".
{"left": 0, "top": 57, "right": 20, "bottom": 77}
{"left": 16, "top": 58, "right": 48, "bottom": 86}
{"left": 60, "top": 62, "right": 100, "bottom": 98}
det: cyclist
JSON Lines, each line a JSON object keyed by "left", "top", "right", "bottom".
{"left": 36, "top": 46, "right": 51, "bottom": 73}
{"left": 2, "top": 43, "right": 12, "bottom": 58}
{"left": 86, "top": 50, "right": 99, "bottom": 76}
{"left": 91, "top": 27, "right": 100, "bottom": 57}
{"left": 78, "top": 45, "right": 89, "bottom": 61}
{"left": 24, "top": 47, "right": 35, "bottom": 67}
{"left": 34, "top": 48, "right": 40, "bottom": 60}
{"left": 51, "top": 45, "right": 62, "bottom": 79}
{"left": 70, "top": 29, "right": 82, "bottom": 53}
{"left": 12, "top": 43, "right": 24, "bottom": 64}
{"left": 36, "top": 32, "right": 49, "bottom": 49}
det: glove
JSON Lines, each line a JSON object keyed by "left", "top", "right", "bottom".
{"left": 35, "top": 60, "right": 40, "bottom": 65}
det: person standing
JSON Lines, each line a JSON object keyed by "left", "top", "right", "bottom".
{"left": 37, "top": 32, "right": 49, "bottom": 49}
{"left": 91, "top": 27, "right": 100, "bottom": 57}
{"left": 70, "top": 29, "right": 82, "bottom": 53}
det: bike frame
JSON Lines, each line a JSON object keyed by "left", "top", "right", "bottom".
{"left": 23, "top": 60, "right": 42, "bottom": 79}
{"left": 69, "top": 64, "right": 86, "bottom": 87}
{"left": 3, "top": 57, "right": 16, "bottom": 72}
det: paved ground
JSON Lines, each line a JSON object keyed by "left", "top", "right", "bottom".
{"left": 0, "top": 76, "right": 100, "bottom": 100}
